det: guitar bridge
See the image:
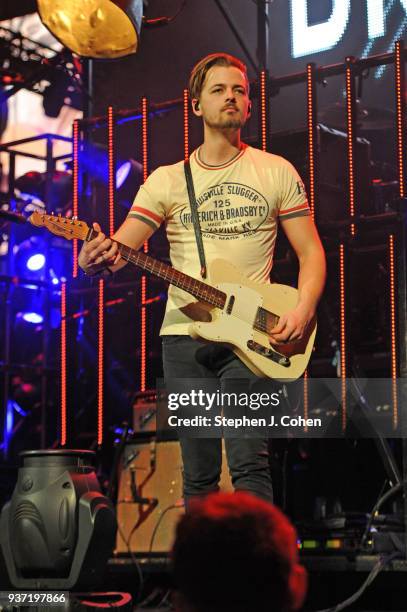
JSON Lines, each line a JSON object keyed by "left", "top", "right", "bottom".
{"left": 247, "top": 340, "right": 291, "bottom": 367}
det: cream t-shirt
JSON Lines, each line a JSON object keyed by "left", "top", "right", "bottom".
{"left": 128, "top": 145, "right": 309, "bottom": 335}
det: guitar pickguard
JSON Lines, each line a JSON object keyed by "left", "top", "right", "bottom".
{"left": 189, "top": 259, "right": 316, "bottom": 381}
{"left": 190, "top": 282, "right": 263, "bottom": 344}
{"left": 221, "top": 283, "right": 263, "bottom": 327}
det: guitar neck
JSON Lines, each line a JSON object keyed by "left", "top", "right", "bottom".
{"left": 87, "top": 228, "right": 226, "bottom": 308}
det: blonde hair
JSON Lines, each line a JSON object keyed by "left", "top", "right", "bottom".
{"left": 188, "top": 53, "right": 249, "bottom": 100}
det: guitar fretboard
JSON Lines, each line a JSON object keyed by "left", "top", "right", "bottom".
{"left": 89, "top": 229, "right": 226, "bottom": 308}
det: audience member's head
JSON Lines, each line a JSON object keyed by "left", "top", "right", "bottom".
{"left": 171, "top": 492, "right": 307, "bottom": 612}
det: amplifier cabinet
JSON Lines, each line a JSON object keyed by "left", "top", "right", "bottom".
{"left": 115, "top": 438, "right": 232, "bottom": 554}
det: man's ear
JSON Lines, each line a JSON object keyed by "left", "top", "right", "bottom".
{"left": 288, "top": 564, "right": 308, "bottom": 611}
{"left": 247, "top": 100, "right": 252, "bottom": 117}
{"left": 191, "top": 98, "right": 202, "bottom": 116}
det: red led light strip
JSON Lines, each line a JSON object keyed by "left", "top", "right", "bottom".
{"left": 98, "top": 279, "right": 104, "bottom": 446}
{"left": 303, "top": 369, "right": 309, "bottom": 433}
{"left": 142, "top": 97, "right": 149, "bottom": 189}
{"left": 60, "top": 282, "right": 67, "bottom": 446}
{"left": 260, "top": 70, "right": 268, "bottom": 151}
{"left": 141, "top": 97, "right": 149, "bottom": 392}
{"left": 345, "top": 60, "right": 356, "bottom": 236}
{"left": 95, "top": 106, "right": 116, "bottom": 445}
{"left": 339, "top": 244, "right": 347, "bottom": 428}
{"left": 72, "top": 120, "right": 79, "bottom": 277}
{"left": 306, "top": 63, "right": 316, "bottom": 221}
{"left": 107, "top": 106, "right": 115, "bottom": 236}
{"left": 141, "top": 276, "right": 147, "bottom": 393}
{"left": 395, "top": 41, "right": 406, "bottom": 198}
{"left": 389, "top": 234, "right": 398, "bottom": 429}
{"left": 183, "top": 89, "right": 189, "bottom": 161}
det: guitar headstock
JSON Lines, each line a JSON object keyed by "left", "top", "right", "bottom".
{"left": 28, "top": 211, "right": 89, "bottom": 241}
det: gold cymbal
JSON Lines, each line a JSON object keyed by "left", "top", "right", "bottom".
{"left": 37, "top": 0, "right": 143, "bottom": 58}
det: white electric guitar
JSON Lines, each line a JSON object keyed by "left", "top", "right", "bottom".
{"left": 29, "top": 212, "right": 316, "bottom": 381}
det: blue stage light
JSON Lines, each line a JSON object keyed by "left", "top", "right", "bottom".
{"left": 21, "top": 312, "right": 44, "bottom": 324}
{"left": 26, "top": 253, "right": 45, "bottom": 272}
{"left": 78, "top": 144, "right": 142, "bottom": 195}
{"left": 49, "top": 268, "right": 60, "bottom": 285}
{"left": 116, "top": 161, "right": 131, "bottom": 189}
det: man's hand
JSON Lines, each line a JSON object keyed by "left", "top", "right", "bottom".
{"left": 269, "top": 303, "right": 315, "bottom": 346}
{"left": 78, "top": 222, "right": 120, "bottom": 275}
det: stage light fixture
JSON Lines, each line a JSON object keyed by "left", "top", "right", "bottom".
{"left": 0, "top": 449, "right": 117, "bottom": 589}
{"left": 14, "top": 284, "right": 45, "bottom": 329}
{"left": 50, "top": 267, "right": 67, "bottom": 288}
{"left": 26, "top": 253, "right": 45, "bottom": 272}
{"left": 13, "top": 237, "right": 47, "bottom": 279}
{"left": 76, "top": 143, "right": 142, "bottom": 198}
{"left": 116, "top": 158, "right": 143, "bottom": 207}
{"left": 20, "top": 312, "right": 44, "bottom": 325}
{"left": 37, "top": 0, "right": 143, "bottom": 59}
{"left": 116, "top": 161, "right": 132, "bottom": 189}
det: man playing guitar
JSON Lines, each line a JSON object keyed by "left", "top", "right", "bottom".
{"left": 78, "top": 53, "right": 326, "bottom": 506}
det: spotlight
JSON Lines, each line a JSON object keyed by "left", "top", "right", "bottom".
{"left": 0, "top": 450, "right": 117, "bottom": 589}
{"left": 116, "top": 159, "right": 143, "bottom": 208}
{"left": 19, "top": 312, "right": 44, "bottom": 325}
{"left": 49, "top": 267, "right": 60, "bottom": 286}
{"left": 14, "top": 237, "right": 46, "bottom": 278}
{"left": 77, "top": 143, "right": 142, "bottom": 195}
{"left": 26, "top": 253, "right": 45, "bottom": 272}
{"left": 116, "top": 161, "right": 132, "bottom": 189}
{"left": 38, "top": 0, "right": 143, "bottom": 58}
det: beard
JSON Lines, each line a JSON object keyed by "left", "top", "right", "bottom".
{"left": 204, "top": 114, "right": 245, "bottom": 130}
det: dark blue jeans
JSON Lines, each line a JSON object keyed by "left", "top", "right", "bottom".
{"left": 162, "top": 335, "right": 273, "bottom": 507}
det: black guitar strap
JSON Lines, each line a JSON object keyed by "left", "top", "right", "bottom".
{"left": 184, "top": 159, "right": 207, "bottom": 279}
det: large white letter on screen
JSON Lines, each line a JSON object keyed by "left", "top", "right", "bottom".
{"left": 367, "top": 0, "right": 385, "bottom": 39}
{"left": 291, "top": 0, "right": 351, "bottom": 58}
{"left": 367, "top": 0, "right": 407, "bottom": 40}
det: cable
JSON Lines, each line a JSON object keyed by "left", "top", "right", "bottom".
{"left": 148, "top": 501, "right": 185, "bottom": 555}
{"left": 115, "top": 512, "right": 145, "bottom": 605}
{"left": 358, "top": 478, "right": 388, "bottom": 550}
{"left": 314, "top": 552, "right": 401, "bottom": 612}
{"left": 135, "top": 585, "right": 169, "bottom": 608}
{"left": 143, "top": 0, "right": 187, "bottom": 27}
{"left": 157, "top": 588, "right": 174, "bottom": 609}
{"left": 360, "top": 482, "right": 403, "bottom": 550}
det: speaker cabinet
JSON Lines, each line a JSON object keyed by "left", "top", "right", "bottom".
{"left": 115, "top": 438, "right": 232, "bottom": 554}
